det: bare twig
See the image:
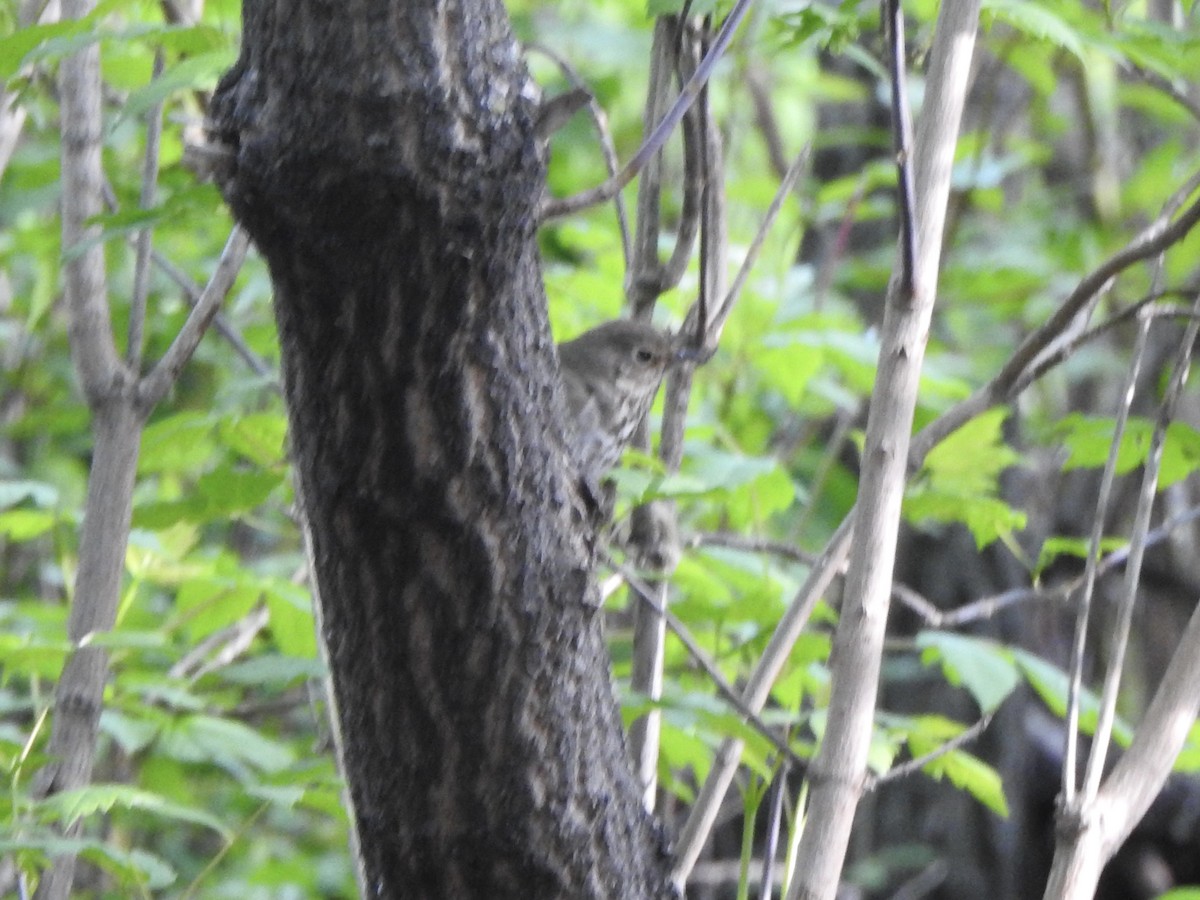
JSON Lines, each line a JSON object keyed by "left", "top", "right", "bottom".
{"left": 626, "top": 14, "right": 722, "bottom": 808}
{"left": 759, "top": 759, "right": 790, "bottom": 900}
{"left": 1046, "top": 498, "right": 1200, "bottom": 896}
{"left": 1062, "top": 312, "right": 1152, "bottom": 806}
{"left": 150, "top": 247, "right": 276, "bottom": 383}
{"left": 101, "top": 175, "right": 271, "bottom": 384}
{"left": 866, "top": 712, "right": 993, "bottom": 790}
{"left": 169, "top": 605, "right": 270, "bottom": 681}
{"left": 689, "top": 531, "right": 820, "bottom": 566}
{"left": 1082, "top": 290, "right": 1200, "bottom": 800}
{"left": 658, "top": 73, "right": 704, "bottom": 301}
{"left": 540, "top": 0, "right": 754, "bottom": 220}
{"left": 1014, "top": 292, "right": 1189, "bottom": 392}
{"left": 672, "top": 515, "right": 853, "bottom": 886}
{"left": 615, "top": 558, "right": 808, "bottom": 770}
{"left": 924, "top": 503, "right": 1200, "bottom": 628}
{"left": 703, "top": 145, "right": 809, "bottom": 349}
{"left": 524, "top": 43, "right": 632, "bottom": 267}
{"left": 624, "top": 15, "right": 688, "bottom": 808}
{"left": 909, "top": 178, "right": 1200, "bottom": 466}
{"left": 693, "top": 21, "right": 716, "bottom": 349}
{"left": 1125, "top": 63, "right": 1200, "bottom": 123}
{"left": 137, "top": 226, "right": 251, "bottom": 409}
{"left": 747, "top": 66, "right": 789, "bottom": 179}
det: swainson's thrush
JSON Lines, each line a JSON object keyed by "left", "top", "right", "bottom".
{"left": 558, "top": 320, "right": 674, "bottom": 481}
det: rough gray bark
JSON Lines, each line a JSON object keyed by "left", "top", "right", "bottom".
{"left": 209, "top": 2, "right": 671, "bottom": 897}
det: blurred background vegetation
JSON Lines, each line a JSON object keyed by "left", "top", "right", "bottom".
{"left": 2, "top": 0, "right": 1200, "bottom": 897}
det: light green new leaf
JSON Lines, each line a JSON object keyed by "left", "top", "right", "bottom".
{"left": 906, "top": 409, "right": 1025, "bottom": 547}
{"left": 1012, "top": 650, "right": 1134, "bottom": 745}
{"left": 917, "top": 631, "right": 1020, "bottom": 714}
{"left": 919, "top": 746, "right": 1009, "bottom": 817}
{"left": 37, "top": 783, "right": 231, "bottom": 838}
{"left": 983, "top": 0, "right": 1086, "bottom": 61}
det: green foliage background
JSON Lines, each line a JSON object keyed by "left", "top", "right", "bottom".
{"left": 2, "top": 0, "right": 1199, "bottom": 895}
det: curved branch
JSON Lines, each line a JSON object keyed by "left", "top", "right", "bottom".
{"left": 137, "top": 227, "right": 250, "bottom": 411}
{"left": 540, "top": 0, "right": 754, "bottom": 221}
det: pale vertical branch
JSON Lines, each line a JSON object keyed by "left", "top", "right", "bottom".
{"left": 784, "top": 3, "right": 979, "bottom": 898}
{"left": 127, "top": 50, "right": 165, "bottom": 371}
{"left": 623, "top": 20, "right": 678, "bottom": 807}
{"left": 885, "top": 0, "right": 917, "bottom": 294}
{"left": 1045, "top": 291, "right": 1200, "bottom": 900}
{"left": 672, "top": 516, "right": 852, "bottom": 885}
{"left": 36, "top": 7, "right": 246, "bottom": 897}
{"left": 1084, "top": 297, "right": 1200, "bottom": 795}
{"left": 35, "top": 5, "right": 137, "bottom": 898}
{"left": 1061, "top": 315, "right": 1151, "bottom": 806}
{"left": 626, "top": 15, "right": 711, "bottom": 809}
{"left": 60, "top": 0, "right": 125, "bottom": 402}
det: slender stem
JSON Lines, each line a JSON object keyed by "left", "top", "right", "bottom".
{"left": 1082, "top": 291, "right": 1200, "bottom": 799}
{"left": 137, "top": 227, "right": 250, "bottom": 410}
{"left": 60, "top": 0, "right": 124, "bottom": 403}
{"left": 1062, "top": 313, "right": 1151, "bottom": 806}
{"left": 127, "top": 50, "right": 165, "bottom": 371}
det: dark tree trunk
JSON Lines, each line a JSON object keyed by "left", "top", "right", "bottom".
{"left": 209, "top": 2, "right": 671, "bottom": 897}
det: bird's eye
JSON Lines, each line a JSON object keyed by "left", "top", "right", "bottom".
{"left": 635, "top": 348, "right": 655, "bottom": 364}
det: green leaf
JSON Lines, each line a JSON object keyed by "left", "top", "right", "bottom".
{"left": 0, "top": 508, "right": 55, "bottom": 540}
{"left": 0, "top": 835, "right": 178, "bottom": 890}
{"left": 175, "top": 576, "right": 261, "bottom": 642}
{"left": 265, "top": 579, "right": 317, "bottom": 658}
{"left": 100, "top": 709, "right": 161, "bottom": 756}
{"left": 0, "top": 19, "right": 88, "bottom": 81}
{"left": 921, "top": 746, "right": 1009, "bottom": 817}
{"left": 1033, "top": 535, "right": 1125, "bottom": 579}
{"left": 1175, "top": 720, "right": 1200, "bottom": 773}
{"left": 0, "top": 634, "right": 71, "bottom": 679}
{"left": 982, "top": 0, "right": 1086, "bottom": 61}
{"left": 38, "top": 783, "right": 231, "bottom": 838}
{"left": 160, "top": 714, "right": 296, "bottom": 777}
{"left": 917, "top": 631, "right": 1020, "bottom": 714}
{"left": 922, "top": 410, "right": 1020, "bottom": 491}
{"left": 193, "top": 463, "right": 285, "bottom": 517}
{"left": 120, "top": 48, "right": 238, "bottom": 120}
{"left": 219, "top": 412, "right": 289, "bottom": 467}
{"left": 1057, "top": 416, "right": 1200, "bottom": 488}
{"left": 220, "top": 654, "right": 324, "bottom": 685}
{"left": 138, "top": 411, "right": 216, "bottom": 475}
{"left": 1013, "top": 650, "right": 1134, "bottom": 745}
{"left": 904, "top": 490, "right": 1027, "bottom": 549}
{"left": 906, "top": 410, "right": 1026, "bottom": 547}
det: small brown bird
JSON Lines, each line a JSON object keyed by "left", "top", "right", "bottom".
{"left": 558, "top": 320, "right": 675, "bottom": 481}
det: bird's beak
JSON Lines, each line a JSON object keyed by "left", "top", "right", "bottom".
{"left": 674, "top": 344, "right": 713, "bottom": 365}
